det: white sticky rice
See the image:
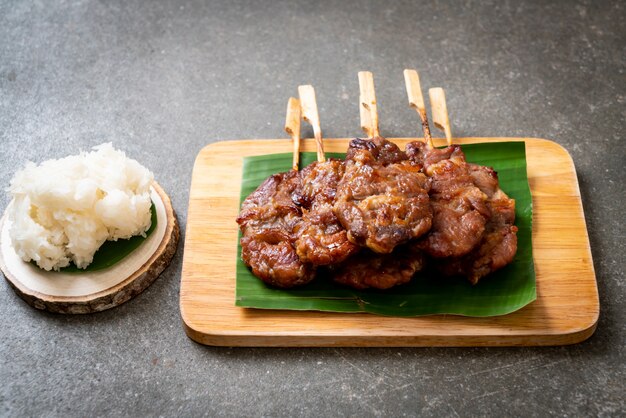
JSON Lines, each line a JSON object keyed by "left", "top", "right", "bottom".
{"left": 7, "top": 143, "right": 154, "bottom": 271}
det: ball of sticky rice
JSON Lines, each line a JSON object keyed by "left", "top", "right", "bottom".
{"left": 7, "top": 143, "right": 154, "bottom": 271}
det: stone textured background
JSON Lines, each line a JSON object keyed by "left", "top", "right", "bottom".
{"left": 1, "top": 0, "right": 624, "bottom": 416}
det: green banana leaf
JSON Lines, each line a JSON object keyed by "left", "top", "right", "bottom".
{"left": 236, "top": 142, "right": 535, "bottom": 317}
{"left": 53, "top": 201, "right": 158, "bottom": 273}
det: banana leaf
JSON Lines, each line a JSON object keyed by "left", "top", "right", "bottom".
{"left": 236, "top": 142, "right": 535, "bottom": 317}
{"left": 54, "top": 201, "right": 158, "bottom": 273}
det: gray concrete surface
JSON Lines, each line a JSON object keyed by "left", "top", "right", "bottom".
{"left": 1, "top": 0, "right": 624, "bottom": 416}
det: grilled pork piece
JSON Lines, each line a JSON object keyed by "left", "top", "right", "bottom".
{"left": 293, "top": 159, "right": 359, "bottom": 265}
{"left": 406, "top": 142, "right": 490, "bottom": 258}
{"left": 436, "top": 164, "right": 518, "bottom": 284}
{"left": 345, "top": 136, "right": 407, "bottom": 165}
{"left": 332, "top": 242, "right": 426, "bottom": 290}
{"left": 236, "top": 171, "right": 315, "bottom": 288}
{"left": 333, "top": 137, "right": 432, "bottom": 254}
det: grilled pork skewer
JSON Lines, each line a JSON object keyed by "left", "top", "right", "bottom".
{"left": 293, "top": 85, "right": 359, "bottom": 265}
{"left": 236, "top": 97, "right": 316, "bottom": 288}
{"left": 427, "top": 90, "right": 518, "bottom": 284}
{"left": 332, "top": 71, "right": 432, "bottom": 254}
{"left": 331, "top": 73, "right": 429, "bottom": 290}
{"left": 345, "top": 71, "right": 407, "bottom": 164}
{"left": 404, "top": 72, "right": 490, "bottom": 259}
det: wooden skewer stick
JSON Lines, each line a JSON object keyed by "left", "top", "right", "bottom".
{"left": 429, "top": 87, "right": 453, "bottom": 146}
{"left": 359, "top": 93, "right": 373, "bottom": 138}
{"left": 358, "top": 71, "right": 380, "bottom": 138}
{"left": 298, "top": 85, "right": 326, "bottom": 162}
{"left": 403, "top": 69, "right": 434, "bottom": 148}
{"left": 284, "top": 97, "right": 302, "bottom": 171}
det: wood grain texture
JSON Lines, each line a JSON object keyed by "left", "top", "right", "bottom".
{"left": 0, "top": 182, "right": 179, "bottom": 314}
{"left": 358, "top": 71, "right": 380, "bottom": 137}
{"left": 284, "top": 97, "right": 301, "bottom": 171}
{"left": 403, "top": 69, "right": 433, "bottom": 147}
{"left": 428, "top": 87, "right": 452, "bottom": 143}
{"left": 298, "top": 85, "right": 325, "bottom": 163}
{"left": 180, "top": 138, "right": 599, "bottom": 347}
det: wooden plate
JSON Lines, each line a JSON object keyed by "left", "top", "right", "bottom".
{"left": 0, "top": 182, "right": 179, "bottom": 314}
{"left": 180, "top": 138, "right": 598, "bottom": 346}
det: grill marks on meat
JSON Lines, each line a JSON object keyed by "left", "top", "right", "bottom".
{"left": 292, "top": 159, "right": 359, "bottom": 265}
{"left": 332, "top": 242, "right": 425, "bottom": 290}
{"left": 236, "top": 171, "right": 316, "bottom": 288}
{"left": 334, "top": 137, "right": 432, "bottom": 254}
{"left": 406, "top": 142, "right": 489, "bottom": 258}
{"left": 436, "top": 164, "right": 518, "bottom": 284}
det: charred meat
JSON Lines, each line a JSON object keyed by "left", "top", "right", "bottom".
{"left": 345, "top": 136, "right": 408, "bottom": 165}
{"left": 334, "top": 137, "right": 432, "bottom": 254}
{"left": 293, "top": 159, "right": 359, "bottom": 265}
{"left": 332, "top": 242, "right": 426, "bottom": 290}
{"left": 436, "top": 163, "right": 518, "bottom": 284}
{"left": 236, "top": 171, "right": 316, "bottom": 288}
{"left": 406, "top": 142, "right": 490, "bottom": 258}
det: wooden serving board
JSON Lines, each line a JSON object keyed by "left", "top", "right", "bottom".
{"left": 180, "top": 138, "right": 598, "bottom": 347}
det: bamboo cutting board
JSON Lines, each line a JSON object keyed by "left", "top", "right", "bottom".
{"left": 180, "top": 138, "right": 598, "bottom": 347}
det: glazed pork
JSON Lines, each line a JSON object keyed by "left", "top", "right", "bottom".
{"left": 436, "top": 164, "right": 518, "bottom": 284}
{"left": 236, "top": 170, "right": 316, "bottom": 288}
{"left": 332, "top": 241, "right": 425, "bottom": 290}
{"left": 237, "top": 72, "right": 518, "bottom": 290}
{"left": 333, "top": 137, "right": 432, "bottom": 254}
{"left": 293, "top": 159, "right": 359, "bottom": 265}
{"left": 406, "top": 141, "right": 490, "bottom": 258}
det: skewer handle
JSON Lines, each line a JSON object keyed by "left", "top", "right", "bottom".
{"left": 298, "top": 85, "right": 326, "bottom": 162}
{"left": 358, "top": 71, "right": 380, "bottom": 138}
{"left": 429, "top": 87, "right": 453, "bottom": 146}
{"left": 403, "top": 69, "right": 433, "bottom": 148}
{"left": 284, "top": 97, "right": 301, "bottom": 171}
{"left": 359, "top": 94, "right": 373, "bottom": 137}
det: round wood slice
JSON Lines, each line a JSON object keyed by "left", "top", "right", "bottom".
{"left": 0, "top": 182, "right": 179, "bottom": 314}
